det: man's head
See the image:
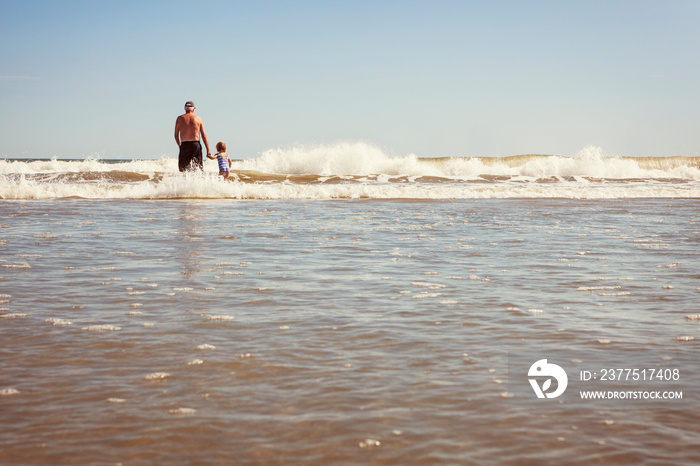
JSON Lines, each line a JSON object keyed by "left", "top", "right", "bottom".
{"left": 184, "top": 101, "right": 195, "bottom": 113}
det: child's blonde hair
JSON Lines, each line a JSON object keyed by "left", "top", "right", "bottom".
{"left": 216, "top": 142, "right": 226, "bottom": 152}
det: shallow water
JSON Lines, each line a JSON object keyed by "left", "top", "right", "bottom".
{"left": 1, "top": 198, "right": 699, "bottom": 465}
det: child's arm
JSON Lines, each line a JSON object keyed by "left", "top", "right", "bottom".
{"left": 228, "top": 157, "right": 232, "bottom": 168}
{"left": 207, "top": 153, "right": 217, "bottom": 160}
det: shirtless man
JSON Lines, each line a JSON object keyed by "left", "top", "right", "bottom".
{"left": 174, "top": 101, "right": 211, "bottom": 172}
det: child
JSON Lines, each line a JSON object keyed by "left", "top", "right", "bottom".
{"left": 207, "top": 141, "right": 232, "bottom": 179}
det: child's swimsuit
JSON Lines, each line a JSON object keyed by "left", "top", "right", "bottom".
{"left": 216, "top": 153, "right": 230, "bottom": 173}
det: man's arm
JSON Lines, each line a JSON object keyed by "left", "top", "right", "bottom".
{"left": 199, "top": 119, "right": 211, "bottom": 156}
{"left": 174, "top": 117, "right": 182, "bottom": 147}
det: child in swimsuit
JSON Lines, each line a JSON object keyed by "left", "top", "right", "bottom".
{"left": 208, "top": 141, "right": 232, "bottom": 179}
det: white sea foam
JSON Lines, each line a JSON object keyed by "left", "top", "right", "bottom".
{"left": 410, "top": 281, "right": 446, "bottom": 290}
{"left": 45, "top": 318, "right": 72, "bottom": 326}
{"left": 82, "top": 324, "right": 121, "bottom": 332}
{"left": 358, "top": 438, "right": 381, "bottom": 448}
{"left": 674, "top": 336, "right": 695, "bottom": 342}
{"left": 2, "top": 263, "right": 31, "bottom": 269}
{"left": 412, "top": 292, "right": 442, "bottom": 299}
{"left": 2, "top": 144, "right": 699, "bottom": 200}
{"left": 145, "top": 372, "right": 171, "bottom": 381}
{"left": 169, "top": 407, "right": 196, "bottom": 416}
{"left": 205, "top": 315, "right": 236, "bottom": 322}
{"left": 240, "top": 142, "right": 421, "bottom": 176}
{"left": 578, "top": 286, "right": 622, "bottom": 292}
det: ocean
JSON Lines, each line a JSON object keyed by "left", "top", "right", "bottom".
{"left": 1, "top": 143, "right": 699, "bottom": 464}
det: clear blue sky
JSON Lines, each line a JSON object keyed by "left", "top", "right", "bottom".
{"left": 1, "top": 0, "right": 698, "bottom": 159}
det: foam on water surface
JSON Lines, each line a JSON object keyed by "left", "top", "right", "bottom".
{"left": 2, "top": 145, "right": 700, "bottom": 199}
{"left": 45, "top": 318, "right": 72, "bottom": 326}
{"left": 144, "top": 372, "right": 171, "bottom": 381}
{"left": 82, "top": 324, "right": 121, "bottom": 331}
{"left": 169, "top": 407, "right": 196, "bottom": 416}
{"left": 204, "top": 315, "right": 236, "bottom": 322}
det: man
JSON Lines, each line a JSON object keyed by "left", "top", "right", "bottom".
{"left": 174, "top": 101, "right": 211, "bottom": 172}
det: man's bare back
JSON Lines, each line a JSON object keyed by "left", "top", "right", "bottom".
{"left": 175, "top": 113, "right": 205, "bottom": 144}
{"left": 175, "top": 102, "right": 211, "bottom": 171}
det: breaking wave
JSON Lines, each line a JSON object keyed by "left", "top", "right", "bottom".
{"left": 1, "top": 143, "right": 699, "bottom": 200}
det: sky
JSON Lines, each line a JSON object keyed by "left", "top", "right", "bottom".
{"left": 1, "top": 0, "right": 699, "bottom": 159}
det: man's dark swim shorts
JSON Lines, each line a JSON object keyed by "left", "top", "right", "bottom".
{"left": 178, "top": 141, "right": 203, "bottom": 172}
